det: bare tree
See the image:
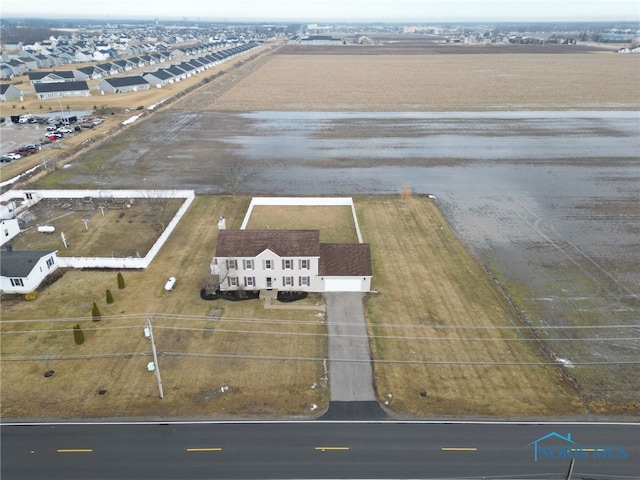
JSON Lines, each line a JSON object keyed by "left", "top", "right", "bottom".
{"left": 223, "top": 157, "right": 260, "bottom": 199}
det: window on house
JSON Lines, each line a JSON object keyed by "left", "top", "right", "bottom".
{"left": 263, "top": 259, "right": 272, "bottom": 270}
{"left": 4, "top": 229, "right": 8, "bottom": 237}
{"left": 244, "top": 276, "right": 255, "bottom": 287}
{"left": 299, "top": 259, "right": 309, "bottom": 270}
{"left": 283, "top": 276, "right": 293, "bottom": 287}
{"left": 228, "top": 277, "right": 238, "bottom": 287}
{"left": 46, "top": 257, "right": 54, "bottom": 268}
{"left": 226, "top": 259, "right": 237, "bottom": 270}
{"left": 243, "top": 259, "right": 254, "bottom": 270}
{"left": 283, "top": 259, "right": 293, "bottom": 270}
{"left": 10, "top": 278, "right": 24, "bottom": 287}
{"left": 299, "top": 276, "right": 310, "bottom": 287}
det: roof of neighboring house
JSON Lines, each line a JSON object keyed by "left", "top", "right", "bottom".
{"left": 101, "top": 76, "right": 149, "bottom": 87}
{"left": 319, "top": 243, "right": 372, "bottom": 277}
{"left": 0, "top": 84, "right": 21, "bottom": 94}
{"left": 216, "top": 230, "right": 321, "bottom": 258}
{"left": 28, "top": 71, "right": 75, "bottom": 81}
{"left": 34, "top": 81, "right": 89, "bottom": 93}
{"left": 144, "top": 69, "right": 173, "bottom": 80}
{"left": 0, "top": 250, "right": 56, "bottom": 277}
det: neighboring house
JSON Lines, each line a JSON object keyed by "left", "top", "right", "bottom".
{"left": 143, "top": 69, "right": 174, "bottom": 87}
{"left": 34, "top": 81, "right": 91, "bottom": 99}
{"left": 0, "top": 84, "right": 23, "bottom": 101}
{"left": 28, "top": 70, "right": 76, "bottom": 84}
{"left": 0, "top": 219, "right": 21, "bottom": 246}
{"left": 212, "top": 230, "right": 372, "bottom": 293}
{"left": 73, "top": 66, "right": 105, "bottom": 81}
{"left": 96, "top": 75, "right": 150, "bottom": 94}
{"left": 0, "top": 250, "right": 59, "bottom": 294}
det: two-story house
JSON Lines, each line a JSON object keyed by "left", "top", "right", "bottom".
{"left": 212, "top": 230, "right": 372, "bottom": 293}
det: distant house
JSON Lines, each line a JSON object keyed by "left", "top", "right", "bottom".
{"left": 34, "top": 81, "right": 91, "bottom": 99}
{"left": 0, "top": 84, "right": 23, "bottom": 101}
{"left": 143, "top": 69, "right": 174, "bottom": 87}
{"left": 28, "top": 70, "right": 76, "bottom": 84}
{"left": 73, "top": 66, "right": 105, "bottom": 81}
{"left": 96, "top": 75, "right": 150, "bottom": 94}
{"left": 0, "top": 250, "right": 59, "bottom": 294}
{"left": 212, "top": 230, "right": 372, "bottom": 293}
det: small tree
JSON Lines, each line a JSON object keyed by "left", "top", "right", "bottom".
{"left": 73, "top": 324, "right": 85, "bottom": 345}
{"left": 106, "top": 289, "right": 114, "bottom": 304}
{"left": 399, "top": 184, "right": 413, "bottom": 200}
{"left": 117, "top": 272, "right": 125, "bottom": 289}
{"left": 92, "top": 302, "right": 101, "bottom": 321}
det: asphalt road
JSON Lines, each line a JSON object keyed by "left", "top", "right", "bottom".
{"left": 1, "top": 421, "right": 638, "bottom": 479}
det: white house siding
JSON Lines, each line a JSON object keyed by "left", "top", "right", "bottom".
{"left": 36, "top": 90, "right": 91, "bottom": 99}
{"left": 217, "top": 251, "right": 320, "bottom": 292}
{"left": 0, "top": 219, "right": 21, "bottom": 246}
{"left": 0, "top": 252, "right": 58, "bottom": 294}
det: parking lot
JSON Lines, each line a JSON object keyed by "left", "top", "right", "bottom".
{"left": 0, "top": 111, "right": 94, "bottom": 168}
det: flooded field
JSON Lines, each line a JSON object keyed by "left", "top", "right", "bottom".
{"left": 32, "top": 110, "right": 640, "bottom": 410}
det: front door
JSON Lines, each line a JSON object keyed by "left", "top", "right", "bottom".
{"left": 266, "top": 277, "right": 272, "bottom": 289}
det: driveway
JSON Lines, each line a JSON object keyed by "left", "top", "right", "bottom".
{"left": 324, "top": 293, "right": 376, "bottom": 402}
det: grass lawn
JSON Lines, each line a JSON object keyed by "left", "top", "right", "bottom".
{"left": 1, "top": 194, "right": 583, "bottom": 418}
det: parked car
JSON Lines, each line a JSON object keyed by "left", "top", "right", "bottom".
{"left": 57, "top": 127, "right": 74, "bottom": 134}
{"left": 1, "top": 154, "right": 13, "bottom": 162}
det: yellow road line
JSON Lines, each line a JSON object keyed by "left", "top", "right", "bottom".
{"left": 57, "top": 449, "right": 93, "bottom": 453}
{"left": 315, "top": 446, "right": 350, "bottom": 452}
{"left": 186, "top": 448, "right": 223, "bottom": 452}
{"left": 442, "top": 447, "right": 478, "bottom": 452}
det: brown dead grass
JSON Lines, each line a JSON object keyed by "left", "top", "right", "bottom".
{"left": 1, "top": 195, "right": 584, "bottom": 418}
{"left": 0, "top": 195, "right": 329, "bottom": 419}
{"left": 207, "top": 53, "right": 640, "bottom": 111}
{"left": 9, "top": 198, "right": 183, "bottom": 257}
{"left": 245, "top": 205, "right": 358, "bottom": 243}
{"left": 356, "top": 195, "right": 584, "bottom": 416}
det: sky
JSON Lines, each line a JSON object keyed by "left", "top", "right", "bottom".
{"left": 2, "top": 0, "right": 639, "bottom": 22}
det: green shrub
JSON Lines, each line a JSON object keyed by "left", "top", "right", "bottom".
{"left": 73, "top": 325, "right": 85, "bottom": 345}
{"left": 92, "top": 302, "right": 101, "bottom": 321}
{"left": 117, "top": 272, "right": 125, "bottom": 289}
{"left": 106, "top": 289, "right": 114, "bottom": 304}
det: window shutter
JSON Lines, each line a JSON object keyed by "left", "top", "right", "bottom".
{"left": 252, "top": 276, "right": 256, "bottom": 287}
{"left": 307, "top": 276, "right": 310, "bottom": 286}
{"left": 262, "top": 260, "right": 266, "bottom": 269}
{"left": 225, "top": 259, "right": 229, "bottom": 269}
{"left": 282, "top": 259, "right": 285, "bottom": 269}
{"left": 306, "top": 259, "right": 310, "bottom": 269}
{"left": 298, "top": 259, "right": 301, "bottom": 269}
{"left": 282, "top": 276, "right": 285, "bottom": 287}
{"left": 243, "top": 277, "right": 247, "bottom": 287}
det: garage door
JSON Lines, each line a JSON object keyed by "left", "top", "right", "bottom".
{"left": 324, "top": 278, "right": 362, "bottom": 292}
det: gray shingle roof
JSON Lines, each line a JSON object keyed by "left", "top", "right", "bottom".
{"left": 0, "top": 250, "right": 56, "bottom": 277}
{"left": 103, "top": 76, "right": 149, "bottom": 87}
{"left": 34, "top": 81, "right": 89, "bottom": 93}
{"left": 319, "top": 243, "right": 372, "bottom": 276}
{"left": 216, "top": 230, "right": 320, "bottom": 258}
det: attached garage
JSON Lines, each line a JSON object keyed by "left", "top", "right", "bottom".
{"left": 324, "top": 277, "right": 364, "bottom": 292}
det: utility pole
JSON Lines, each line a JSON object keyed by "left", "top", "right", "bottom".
{"left": 145, "top": 316, "right": 164, "bottom": 399}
